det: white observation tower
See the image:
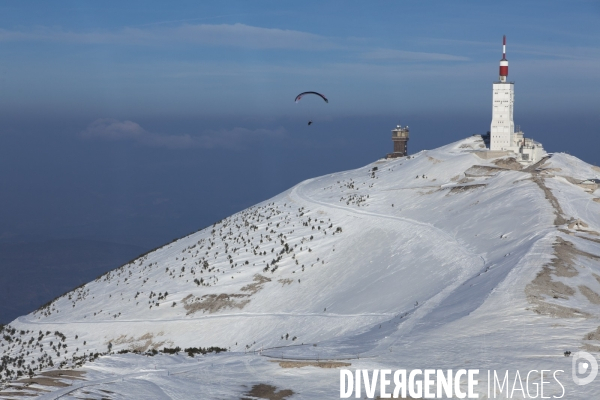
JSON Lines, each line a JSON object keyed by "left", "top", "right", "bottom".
{"left": 487, "top": 35, "right": 545, "bottom": 164}
{"left": 490, "top": 35, "right": 514, "bottom": 151}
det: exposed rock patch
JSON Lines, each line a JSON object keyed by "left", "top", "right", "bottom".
{"left": 40, "top": 370, "right": 85, "bottom": 379}
{"left": 464, "top": 165, "right": 506, "bottom": 177}
{"left": 448, "top": 184, "right": 486, "bottom": 195}
{"left": 111, "top": 332, "right": 171, "bottom": 352}
{"left": 527, "top": 301, "right": 589, "bottom": 319}
{"left": 540, "top": 168, "right": 562, "bottom": 173}
{"left": 525, "top": 237, "right": 596, "bottom": 318}
{"left": 493, "top": 157, "right": 523, "bottom": 171}
{"left": 241, "top": 384, "right": 294, "bottom": 400}
{"left": 576, "top": 235, "right": 600, "bottom": 245}
{"left": 241, "top": 274, "right": 271, "bottom": 294}
{"left": 585, "top": 326, "right": 600, "bottom": 341}
{"left": 183, "top": 274, "right": 271, "bottom": 315}
{"left": 17, "top": 377, "right": 70, "bottom": 388}
{"left": 273, "top": 360, "right": 351, "bottom": 369}
{"left": 183, "top": 293, "right": 250, "bottom": 315}
{"left": 583, "top": 326, "right": 600, "bottom": 351}
{"left": 579, "top": 285, "right": 600, "bottom": 304}
{"left": 563, "top": 176, "right": 599, "bottom": 193}
{"left": 531, "top": 175, "right": 568, "bottom": 225}
{"left": 523, "top": 156, "right": 550, "bottom": 173}
{"left": 5, "top": 372, "right": 85, "bottom": 395}
{"left": 419, "top": 188, "right": 440, "bottom": 195}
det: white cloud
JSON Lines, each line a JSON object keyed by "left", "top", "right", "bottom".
{"left": 361, "top": 48, "right": 469, "bottom": 62}
{"left": 419, "top": 38, "right": 600, "bottom": 61}
{"left": 81, "top": 119, "right": 286, "bottom": 150}
{"left": 0, "top": 23, "right": 335, "bottom": 50}
{"left": 173, "top": 24, "right": 334, "bottom": 50}
{"left": 81, "top": 119, "right": 145, "bottom": 140}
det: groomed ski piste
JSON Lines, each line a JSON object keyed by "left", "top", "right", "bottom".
{"left": 2, "top": 135, "right": 600, "bottom": 399}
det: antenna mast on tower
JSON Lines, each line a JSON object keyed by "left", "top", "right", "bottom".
{"left": 499, "top": 35, "right": 509, "bottom": 82}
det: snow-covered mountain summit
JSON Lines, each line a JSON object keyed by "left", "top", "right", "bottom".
{"left": 2, "top": 135, "right": 600, "bottom": 398}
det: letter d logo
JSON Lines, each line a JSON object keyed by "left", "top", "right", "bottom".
{"left": 572, "top": 351, "right": 598, "bottom": 385}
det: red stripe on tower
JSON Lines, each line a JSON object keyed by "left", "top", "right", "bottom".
{"left": 499, "top": 35, "right": 508, "bottom": 80}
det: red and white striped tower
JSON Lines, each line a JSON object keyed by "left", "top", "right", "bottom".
{"left": 489, "top": 36, "right": 547, "bottom": 162}
{"left": 490, "top": 35, "right": 515, "bottom": 150}
{"left": 499, "top": 35, "right": 508, "bottom": 82}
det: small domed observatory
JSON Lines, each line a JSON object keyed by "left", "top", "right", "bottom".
{"left": 386, "top": 125, "right": 409, "bottom": 159}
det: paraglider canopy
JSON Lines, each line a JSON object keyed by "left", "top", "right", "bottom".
{"left": 294, "top": 91, "right": 328, "bottom": 103}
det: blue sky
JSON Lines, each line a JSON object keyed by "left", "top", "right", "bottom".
{"left": 1, "top": 0, "right": 599, "bottom": 238}
{"left": 1, "top": 1, "right": 600, "bottom": 119}
{"left": 1, "top": 1, "right": 600, "bottom": 321}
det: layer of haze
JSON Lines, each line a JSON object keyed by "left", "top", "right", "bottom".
{"left": 1, "top": 0, "right": 600, "bottom": 323}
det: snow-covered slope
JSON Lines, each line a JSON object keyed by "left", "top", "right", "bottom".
{"left": 2, "top": 135, "right": 600, "bottom": 398}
